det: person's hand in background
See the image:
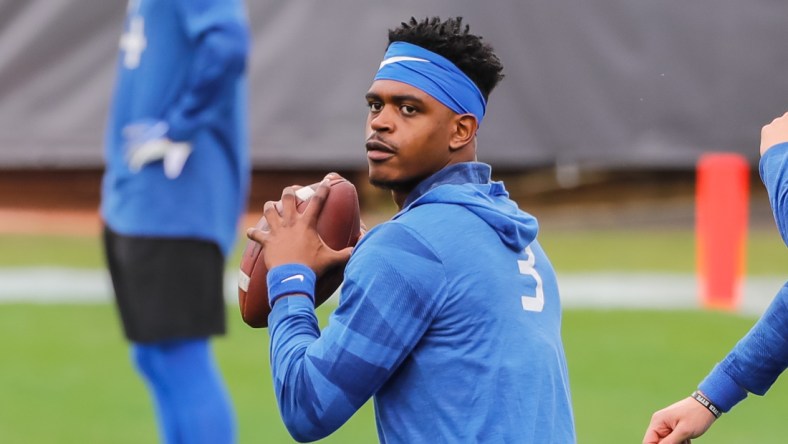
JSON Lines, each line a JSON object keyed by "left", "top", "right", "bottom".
{"left": 123, "top": 119, "right": 191, "bottom": 179}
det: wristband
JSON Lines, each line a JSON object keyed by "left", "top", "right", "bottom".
{"left": 691, "top": 390, "right": 722, "bottom": 419}
{"left": 266, "top": 264, "right": 316, "bottom": 307}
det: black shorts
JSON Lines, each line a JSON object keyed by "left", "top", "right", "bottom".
{"left": 103, "top": 226, "right": 226, "bottom": 343}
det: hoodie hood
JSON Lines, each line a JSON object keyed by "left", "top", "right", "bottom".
{"left": 395, "top": 163, "right": 538, "bottom": 251}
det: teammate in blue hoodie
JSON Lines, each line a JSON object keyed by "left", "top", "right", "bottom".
{"left": 643, "top": 112, "right": 788, "bottom": 444}
{"left": 101, "top": 1, "right": 249, "bottom": 442}
{"left": 247, "top": 17, "right": 576, "bottom": 443}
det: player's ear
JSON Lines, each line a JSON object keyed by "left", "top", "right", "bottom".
{"left": 449, "top": 114, "right": 478, "bottom": 151}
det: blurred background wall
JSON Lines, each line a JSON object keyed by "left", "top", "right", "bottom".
{"left": 0, "top": 0, "right": 786, "bottom": 212}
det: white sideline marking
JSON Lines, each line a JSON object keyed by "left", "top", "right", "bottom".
{"left": 0, "top": 268, "right": 781, "bottom": 316}
{"left": 0, "top": 268, "right": 114, "bottom": 303}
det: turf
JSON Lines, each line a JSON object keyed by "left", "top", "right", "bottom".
{"left": 1, "top": 304, "right": 785, "bottom": 443}
{"left": 0, "top": 303, "right": 376, "bottom": 444}
{"left": 1, "top": 229, "right": 785, "bottom": 442}
{"left": 1, "top": 228, "right": 786, "bottom": 273}
{"left": 563, "top": 309, "right": 788, "bottom": 444}
{"left": 538, "top": 228, "right": 788, "bottom": 275}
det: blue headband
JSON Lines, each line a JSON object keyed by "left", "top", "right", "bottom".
{"left": 374, "top": 41, "right": 487, "bottom": 125}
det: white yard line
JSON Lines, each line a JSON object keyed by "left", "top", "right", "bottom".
{"left": 0, "top": 268, "right": 782, "bottom": 316}
{"left": 555, "top": 272, "right": 783, "bottom": 316}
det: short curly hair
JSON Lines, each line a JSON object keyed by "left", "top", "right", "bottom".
{"left": 387, "top": 16, "right": 505, "bottom": 101}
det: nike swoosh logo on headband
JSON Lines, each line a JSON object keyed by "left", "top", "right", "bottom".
{"left": 379, "top": 56, "right": 429, "bottom": 69}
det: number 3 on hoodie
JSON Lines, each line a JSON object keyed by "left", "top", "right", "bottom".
{"left": 518, "top": 245, "right": 544, "bottom": 312}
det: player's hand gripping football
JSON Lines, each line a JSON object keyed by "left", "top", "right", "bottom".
{"left": 246, "top": 177, "right": 354, "bottom": 278}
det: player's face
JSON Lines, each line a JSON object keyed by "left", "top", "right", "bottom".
{"left": 364, "top": 80, "right": 457, "bottom": 196}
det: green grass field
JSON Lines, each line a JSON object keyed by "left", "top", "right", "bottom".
{"left": 1, "top": 229, "right": 786, "bottom": 443}
{"left": 2, "top": 227, "right": 787, "bottom": 274}
{"left": 1, "top": 305, "right": 786, "bottom": 443}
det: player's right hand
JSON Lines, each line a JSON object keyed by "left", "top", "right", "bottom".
{"left": 642, "top": 397, "right": 716, "bottom": 444}
{"left": 761, "top": 111, "right": 788, "bottom": 156}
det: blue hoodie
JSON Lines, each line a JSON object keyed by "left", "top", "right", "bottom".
{"left": 268, "top": 162, "right": 576, "bottom": 443}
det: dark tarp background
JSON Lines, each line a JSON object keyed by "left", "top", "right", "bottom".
{"left": 1, "top": 0, "right": 787, "bottom": 170}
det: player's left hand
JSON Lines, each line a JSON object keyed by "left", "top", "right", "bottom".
{"left": 761, "top": 111, "right": 788, "bottom": 156}
{"left": 123, "top": 119, "right": 192, "bottom": 179}
{"left": 642, "top": 397, "right": 716, "bottom": 444}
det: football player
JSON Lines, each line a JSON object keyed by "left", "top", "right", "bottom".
{"left": 101, "top": 1, "right": 250, "bottom": 442}
{"left": 248, "top": 16, "right": 576, "bottom": 443}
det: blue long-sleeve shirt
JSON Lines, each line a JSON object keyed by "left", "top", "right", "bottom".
{"left": 101, "top": 0, "right": 250, "bottom": 256}
{"left": 698, "top": 142, "right": 788, "bottom": 411}
{"left": 267, "top": 162, "right": 576, "bottom": 443}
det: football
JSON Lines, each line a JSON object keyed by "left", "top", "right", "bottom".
{"left": 238, "top": 177, "right": 362, "bottom": 328}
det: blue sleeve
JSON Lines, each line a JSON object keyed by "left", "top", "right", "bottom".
{"left": 759, "top": 142, "right": 788, "bottom": 245}
{"left": 167, "top": 0, "right": 249, "bottom": 141}
{"left": 267, "top": 223, "right": 446, "bottom": 442}
{"left": 699, "top": 283, "right": 788, "bottom": 411}
{"left": 698, "top": 144, "right": 788, "bottom": 411}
